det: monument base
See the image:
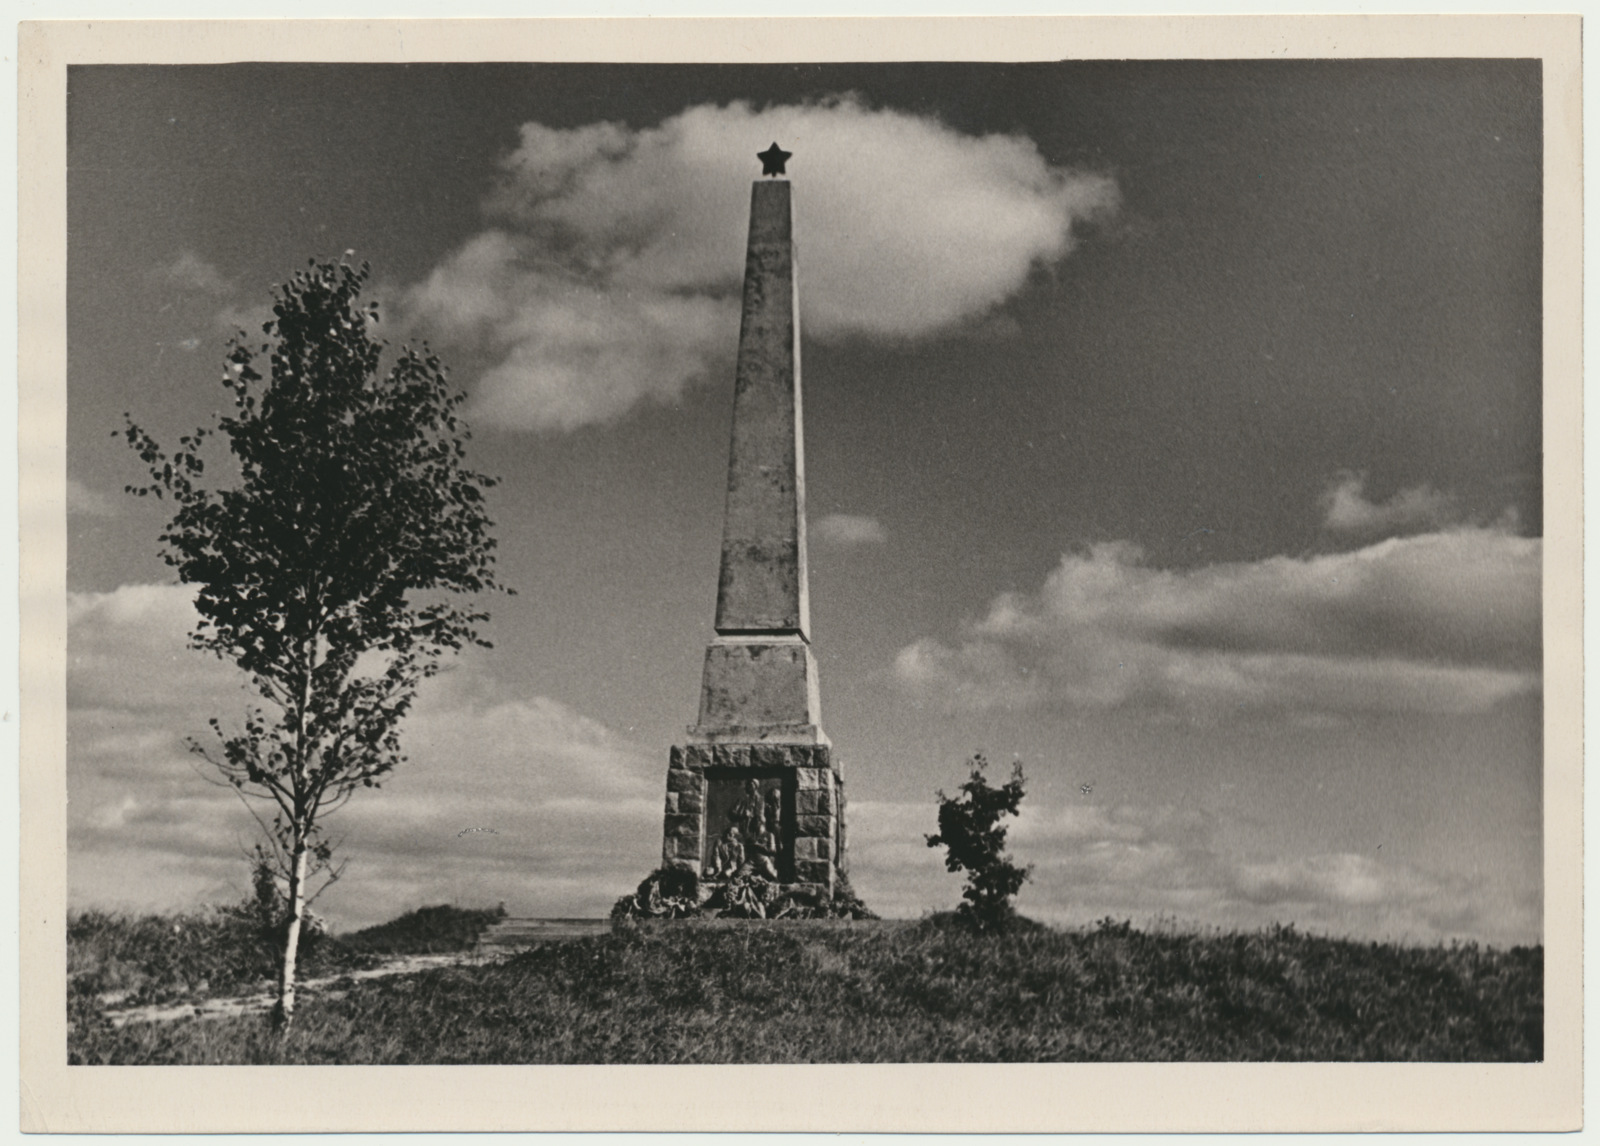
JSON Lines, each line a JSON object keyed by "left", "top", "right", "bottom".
{"left": 661, "top": 741, "right": 847, "bottom": 893}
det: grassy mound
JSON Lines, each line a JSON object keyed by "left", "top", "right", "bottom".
{"left": 342, "top": 904, "right": 509, "bottom": 955}
{"left": 70, "top": 917, "right": 1541, "bottom": 1065}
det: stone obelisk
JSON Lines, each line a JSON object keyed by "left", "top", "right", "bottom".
{"left": 660, "top": 145, "right": 847, "bottom": 898}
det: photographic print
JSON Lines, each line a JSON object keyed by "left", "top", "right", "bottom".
{"left": 20, "top": 15, "right": 1581, "bottom": 1134}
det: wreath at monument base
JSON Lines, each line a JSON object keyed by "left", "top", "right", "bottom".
{"left": 611, "top": 867, "right": 877, "bottom": 922}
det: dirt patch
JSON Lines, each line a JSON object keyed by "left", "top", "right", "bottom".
{"left": 101, "top": 950, "right": 502, "bottom": 1028}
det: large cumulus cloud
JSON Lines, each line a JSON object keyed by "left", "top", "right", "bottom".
{"left": 406, "top": 96, "right": 1117, "bottom": 431}
{"left": 894, "top": 526, "right": 1540, "bottom": 720}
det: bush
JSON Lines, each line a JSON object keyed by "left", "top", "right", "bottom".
{"left": 926, "top": 753, "right": 1033, "bottom": 930}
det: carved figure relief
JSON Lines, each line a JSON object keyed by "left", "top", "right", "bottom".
{"left": 705, "top": 775, "right": 785, "bottom": 880}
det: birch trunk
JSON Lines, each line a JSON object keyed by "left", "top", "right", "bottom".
{"left": 272, "top": 836, "right": 309, "bottom": 1030}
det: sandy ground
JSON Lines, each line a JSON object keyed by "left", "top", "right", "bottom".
{"left": 101, "top": 949, "right": 503, "bottom": 1028}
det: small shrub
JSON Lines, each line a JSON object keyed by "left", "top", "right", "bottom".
{"left": 926, "top": 753, "right": 1033, "bottom": 931}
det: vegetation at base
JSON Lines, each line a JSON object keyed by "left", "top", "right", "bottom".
{"left": 70, "top": 916, "right": 1541, "bottom": 1065}
{"left": 342, "top": 904, "right": 509, "bottom": 955}
{"left": 611, "top": 867, "right": 877, "bottom": 922}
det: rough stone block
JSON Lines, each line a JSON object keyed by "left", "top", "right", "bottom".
{"left": 714, "top": 745, "right": 754, "bottom": 770}
{"left": 796, "top": 767, "right": 828, "bottom": 789}
{"left": 663, "top": 792, "right": 679, "bottom": 815}
{"left": 751, "top": 744, "right": 787, "bottom": 769}
{"left": 793, "top": 837, "right": 819, "bottom": 861}
{"left": 666, "top": 768, "right": 700, "bottom": 794}
{"left": 795, "top": 789, "right": 832, "bottom": 816}
{"left": 665, "top": 835, "right": 701, "bottom": 861}
{"left": 676, "top": 790, "right": 703, "bottom": 814}
{"left": 796, "top": 814, "right": 832, "bottom": 837}
{"left": 664, "top": 857, "right": 701, "bottom": 875}
{"left": 794, "top": 859, "right": 830, "bottom": 884}
{"left": 670, "top": 745, "right": 685, "bottom": 770}
{"left": 664, "top": 814, "right": 701, "bottom": 839}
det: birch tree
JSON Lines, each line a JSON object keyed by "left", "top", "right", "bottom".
{"left": 123, "top": 257, "right": 507, "bottom": 1027}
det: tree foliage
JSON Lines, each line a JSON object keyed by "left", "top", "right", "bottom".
{"left": 926, "top": 754, "right": 1033, "bottom": 929}
{"left": 121, "top": 257, "right": 507, "bottom": 1024}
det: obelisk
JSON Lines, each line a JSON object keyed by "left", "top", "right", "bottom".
{"left": 660, "top": 143, "right": 847, "bottom": 898}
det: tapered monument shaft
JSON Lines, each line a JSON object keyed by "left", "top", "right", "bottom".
{"left": 691, "top": 179, "right": 825, "bottom": 744}
{"left": 714, "top": 180, "right": 810, "bottom": 638}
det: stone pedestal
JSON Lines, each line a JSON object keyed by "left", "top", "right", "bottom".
{"left": 661, "top": 743, "right": 847, "bottom": 897}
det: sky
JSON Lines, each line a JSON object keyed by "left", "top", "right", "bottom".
{"left": 65, "top": 60, "right": 1543, "bottom": 944}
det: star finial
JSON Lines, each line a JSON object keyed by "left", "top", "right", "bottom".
{"left": 757, "top": 141, "right": 792, "bottom": 177}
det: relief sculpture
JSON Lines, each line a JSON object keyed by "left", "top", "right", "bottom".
{"left": 705, "top": 776, "right": 783, "bottom": 880}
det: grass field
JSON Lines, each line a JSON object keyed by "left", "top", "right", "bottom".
{"left": 69, "top": 913, "right": 1541, "bottom": 1064}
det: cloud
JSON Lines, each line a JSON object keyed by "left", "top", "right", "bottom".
{"left": 67, "top": 477, "right": 115, "bottom": 517}
{"left": 893, "top": 528, "right": 1540, "bottom": 720}
{"left": 68, "top": 583, "right": 662, "bottom": 927}
{"left": 842, "top": 793, "right": 1530, "bottom": 944}
{"left": 148, "top": 250, "right": 281, "bottom": 344}
{"left": 406, "top": 96, "right": 1117, "bottom": 431}
{"left": 1321, "top": 471, "right": 1459, "bottom": 536}
{"left": 68, "top": 584, "right": 249, "bottom": 713}
{"left": 813, "top": 513, "right": 887, "bottom": 546}
{"left": 1014, "top": 803, "right": 1510, "bottom": 943}
{"left": 408, "top": 231, "right": 737, "bottom": 431}
{"left": 154, "top": 250, "right": 231, "bottom": 296}
{"left": 215, "top": 301, "right": 275, "bottom": 337}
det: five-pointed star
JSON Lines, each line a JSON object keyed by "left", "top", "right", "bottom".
{"left": 757, "top": 142, "right": 792, "bottom": 177}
